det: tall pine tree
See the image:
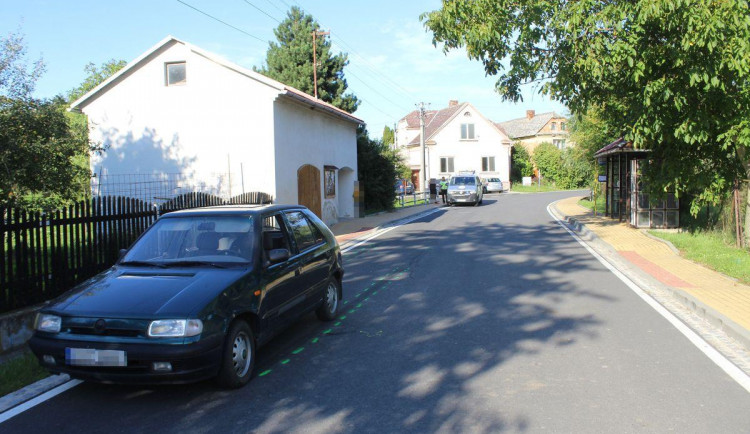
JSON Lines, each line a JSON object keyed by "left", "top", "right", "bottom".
{"left": 256, "top": 7, "right": 359, "bottom": 113}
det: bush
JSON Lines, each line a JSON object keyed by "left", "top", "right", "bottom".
{"left": 511, "top": 144, "right": 533, "bottom": 182}
{"left": 357, "top": 127, "right": 398, "bottom": 212}
{"left": 532, "top": 143, "right": 562, "bottom": 181}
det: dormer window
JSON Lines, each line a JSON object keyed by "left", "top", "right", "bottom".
{"left": 461, "top": 123, "right": 475, "bottom": 140}
{"left": 166, "top": 62, "right": 186, "bottom": 86}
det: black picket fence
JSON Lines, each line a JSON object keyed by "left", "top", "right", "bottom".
{"left": 0, "top": 191, "right": 273, "bottom": 314}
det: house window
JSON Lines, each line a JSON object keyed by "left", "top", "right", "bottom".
{"left": 324, "top": 167, "right": 336, "bottom": 198}
{"left": 440, "top": 157, "right": 454, "bottom": 173}
{"left": 553, "top": 139, "right": 566, "bottom": 149}
{"left": 551, "top": 122, "right": 557, "bottom": 131}
{"left": 561, "top": 122, "right": 566, "bottom": 131}
{"left": 166, "top": 62, "right": 186, "bottom": 86}
{"left": 460, "top": 123, "right": 475, "bottom": 140}
{"left": 481, "top": 156, "right": 495, "bottom": 172}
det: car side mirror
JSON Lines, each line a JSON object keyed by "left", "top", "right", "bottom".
{"left": 268, "top": 248, "right": 290, "bottom": 264}
{"left": 118, "top": 249, "right": 128, "bottom": 260}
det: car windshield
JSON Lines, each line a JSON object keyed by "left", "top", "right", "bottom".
{"left": 451, "top": 176, "right": 476, "bottom": 185}
{"left": 122, "top": 215, "right": 255, "bottom": 265}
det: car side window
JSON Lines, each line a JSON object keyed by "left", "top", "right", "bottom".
{"left": 261, "top": 214, "right": 292, "bottom": 264}
{"left": 285, "top": 211, "right": 321, "bottom": 252}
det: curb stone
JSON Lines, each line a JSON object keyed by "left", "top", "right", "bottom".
{"left": 0, "top": 374, "right": 71, "bottom": 414}
{"left": 549, "top": 201, "right": 750, "bottom": 353}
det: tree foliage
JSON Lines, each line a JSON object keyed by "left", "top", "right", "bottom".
{"left": 0, "top": 31, "right": 44, "bottom": 99}
{"left": 357, "top": 126, "right": 398, "bottom": 212}
{"left": 0, "top": 33, "right": 110, "bottom": 211}
{"left": 256, "top": 7, "right": 359, "bottom": 113}
{"left": 510, "top": 143, "right": 533, "bottom": 182}
{"left": 423, "top": 0, "right": 750, "bottom": 214}
{"left": 67, "top": 59, "right": 126, "bottom": 103}
{"left": 532, "top": 143, "right": 562, "bottom": 183}
{"left": 0, "top": 96, "right": 90, "bottom": 210}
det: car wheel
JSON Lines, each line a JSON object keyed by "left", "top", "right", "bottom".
{"left": 216, "top": 320, "right": 255, "bottom": 389}
{"left": 316, "top": 278, "right": 341, "bottom": 321}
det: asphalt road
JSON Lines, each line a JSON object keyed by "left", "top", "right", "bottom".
{"left": 3, "top": 191, "right": 750, "bottom": 433}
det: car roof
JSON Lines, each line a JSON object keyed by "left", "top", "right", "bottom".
{"left": 160, "top": 204, "right": 307, "bottom": 218}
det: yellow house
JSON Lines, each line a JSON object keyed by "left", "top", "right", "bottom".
{"left": 496, "top": 110, "right": 571, "bottom": 154}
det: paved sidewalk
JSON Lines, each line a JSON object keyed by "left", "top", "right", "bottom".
{"left": 330, "top": 202, "right": 442, "bottom": 245}
{"left": 554, "top": 195, "right": 750, "bottom": 345}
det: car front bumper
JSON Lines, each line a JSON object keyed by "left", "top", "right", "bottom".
{"left": 448, "top": 193, "right": 478, "bottom": 203}
{"left": 29, "top": 333, "right": 223, "bottom": 384}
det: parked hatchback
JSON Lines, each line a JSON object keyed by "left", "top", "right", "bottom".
{"left": 29, "top": 205, "right": 343, "bottom": 388}
{"left": 394, "top": 179, "right": 414, "bottom": 195}
{"left": 483, "top": 178, "right": 504, "bottom": 194}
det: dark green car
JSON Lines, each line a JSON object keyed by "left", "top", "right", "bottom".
{"left": 29, "top": 205, "right": 344, "bottom": 388}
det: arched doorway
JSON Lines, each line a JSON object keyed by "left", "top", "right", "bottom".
{"left": 297, "top": 164, "right": 321, "bottom": 218}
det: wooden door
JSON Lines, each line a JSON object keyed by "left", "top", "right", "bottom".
{"left": 297, "top": 164, "right": 321, "bottom": 218}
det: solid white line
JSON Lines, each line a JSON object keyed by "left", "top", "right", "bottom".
{"left": 0, "top": 206, "right": 441, "bottom": 424}
{"left": 0, "top": 379, "right": 83, "bottom": 424}
{"left": 341, "top": 207, "right": 443, "bottom": 254}
{"left": 546, "top": 202, "right": 750, "bottom": 394}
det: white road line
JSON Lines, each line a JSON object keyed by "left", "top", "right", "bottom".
{"left": 341, "top": 208, "right": 443, "bottom": 254}
{"left": 0, "top": 379, "right": 83, "bottom": 424}
{"left": 0, "top": 207, "right": 444, "bottom": 424}
{"left": 547, "top": 202, "right": 750, "bottom": 394}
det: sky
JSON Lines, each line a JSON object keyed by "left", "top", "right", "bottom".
{"left": 2, "top": 0, "right": 568, "bottom": 139}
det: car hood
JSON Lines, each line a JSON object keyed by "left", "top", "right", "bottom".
{"left": 48, "top": 266, "right": 251, "bottom": 318}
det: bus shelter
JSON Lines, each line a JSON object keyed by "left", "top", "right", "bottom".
{"left": 594, "top": 138, "right": 679, "bottom": 228}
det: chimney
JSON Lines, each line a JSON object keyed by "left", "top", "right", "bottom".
{"left": 526, "top": 110, "right": 535, "bottom": 119}
{"left": 449, "top": 100, "right": 459, "bottom": 107}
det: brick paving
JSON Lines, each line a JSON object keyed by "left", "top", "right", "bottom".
{"left": 555, "top": 196, "right": 750, "bottom": 333}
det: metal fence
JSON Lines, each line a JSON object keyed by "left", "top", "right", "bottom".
{"left": 0, "top": 191, "right": 273, "bottom": 314}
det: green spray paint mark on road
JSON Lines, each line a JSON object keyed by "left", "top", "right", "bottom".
{"left": 258, "top": 264, "right": 408, "bottom": 378}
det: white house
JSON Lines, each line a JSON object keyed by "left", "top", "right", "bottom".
{"left": 70, "top": 36, "right": 363, "bottom": 226}
{"left": 396, "top": 101, "right": 512, "bottom": 190}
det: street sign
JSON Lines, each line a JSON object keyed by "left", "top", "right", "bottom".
{"left": 598, "top": 175, "right": 607, "bottom": 182}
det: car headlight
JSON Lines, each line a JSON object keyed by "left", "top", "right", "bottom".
{"left": 36, "top": 314, "right": 61, "bottom": 333}
{"left": 148, "top": 319, "right": 203, "bottom": 337}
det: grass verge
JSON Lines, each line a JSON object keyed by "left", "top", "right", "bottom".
{"left": 0, "top": 350, "right": 49, "bottom": 397}
{"left": 579, "top": 195, "right": 606, "bottom": 214}
{"left": 648, "top": 230, "right": 750, "bottom": 285}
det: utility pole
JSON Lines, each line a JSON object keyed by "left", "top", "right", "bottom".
{"left": 312, "top": 30, "right": 330, "bottom": 99}
{"left": 417, "top": 102, "right": 428, "bottom": 195}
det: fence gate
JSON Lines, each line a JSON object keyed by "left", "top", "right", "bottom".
{"left": 297, "top": 164, "right": 321, "bottom": 218}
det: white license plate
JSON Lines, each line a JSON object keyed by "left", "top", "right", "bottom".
{"left": 65, "top": 348, "right": 127, "bottom": 367}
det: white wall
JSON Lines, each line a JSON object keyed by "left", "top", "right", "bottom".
{"left": 83, "top": 40, "right": 280, "bottom": 199}
{"left": 273, "top": 97, "right": 358, "bottom": 225}
{"left": 426, "top": 105, "right": 512, "bottom": 184}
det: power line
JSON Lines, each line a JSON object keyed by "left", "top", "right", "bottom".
{"left": 241, "top": 0, "right": 281, "bottom": 23}
{"left": 176, "top": 0, "right": 267, "bottom": 44}
{"left": 262, "top": 0, "right": 287, "bottom": 16}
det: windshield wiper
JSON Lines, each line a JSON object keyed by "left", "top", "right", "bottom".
{"left": 119, "top": 261, "right": 167, "bottom": 268}
{"left": 162, "top": 260, "right": 229, "bottom": 269}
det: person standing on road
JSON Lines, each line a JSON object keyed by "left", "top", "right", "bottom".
{"left": 439, "top": 177, "right": 448, "bottom": 204}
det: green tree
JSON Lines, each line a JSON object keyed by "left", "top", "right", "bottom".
{"left": 0, "top": 32, "right": 98, "bottom": 211}
{"left": 0, "top": 31, "right": 44, "bottom": 98}
{"left": 0, "top": 96, "right": 90, "bottom": 210}
{"left": 382, "top": 125, "right": 395, "bottom": 147}
{"left": 256, "top": 7, "right": 359, "bottom": 113}
{"left": 510, "top": 143, "right": 533, "bottom": 182}
{"left": 67, "top": 59, "right": 126, "bottom": 103}
{"left": 423, "top": 0, "right": 750, "bottom": 225}
{"left": 357, "top": 126, "right": 398, "bottom": 212}
{"left": 532, "top": 143, "right": 562, "bottom": 184}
